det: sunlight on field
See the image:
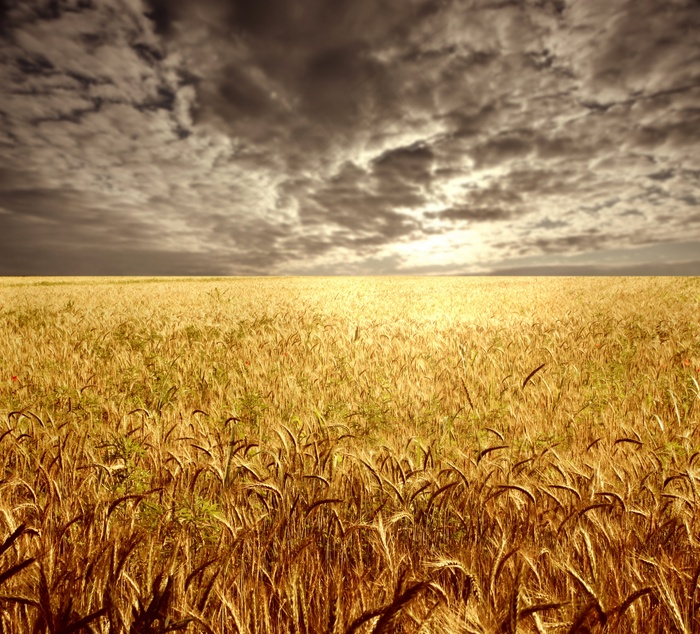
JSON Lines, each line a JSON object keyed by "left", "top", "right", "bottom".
{"left": 0, "top": 276, "right": 699, "bottom": 632}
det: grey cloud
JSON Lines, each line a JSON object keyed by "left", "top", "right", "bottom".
{"left": 501, "top": 168, "right": 579, "bottom": 196}
{"left": 647, "top": 169, "right": 675, "bottom": 182}
{"left": 371, "top": 142, "right": 434, "bottom": 187}
{"left": 206, "top": 214, "right": 292, "bottom": 252}
{"left": 218, "top": 64, "right": 277, "bottom": 119}
{"left": 558, "top": 0, "right": 700, "bottom": 163}
{"left": 441, "top": 102, "right": 499, "bottom": 142}
{"left": 143, "top": 0, "right": 450, "bottom": 147}
{"left": 535, "top": 134, "right": 600, "bottom": 161}
{"left": 631, "top": 185, "right": 672, "bottom": 207}
{"left": 15, "top": 52, "right": 55, "bottom": 76}
{"left": 425, "top": 180, "right": 524, "bottom": 224}
{"left": 0, "top": 0, "right": 8, "bottom": 34}
{"left": 470, "top": 131, "right": 534, "bottom": 168}
{"left": 142, "top": 0, "right": 173, "bottom": 36}
{"left": 286, "top": 252, "right": 408, "bottom": 276}
{"left": 563, "top": 0, "right": 700, "bottom": 106}
{"left": 0, "top": 163, "right": 43, "bottom": 189}
{"left": 0, "top": 234, "right": 236, "bottom": 276}
{"left": 299, "top": 44, "right": 395, "bottom": 130}
{"left": 629, "top": 105, "right": 700, "bottom": 154}
{"left": 482, "top": 260, "right": 700, "bottom": 276}
{"left": 0, "top": 182, "right": 165, "bottom": 248}
{"left": 634, "top": 125, "right": 670, "bottom": 151}
{"left": 527, "top": 231, "right": 609, "bottom": 255}
{"left": 306, "top": 193, "right": 420, "bottom": 241}
{"left": 0, "top": 187, "right": 97, "bottom": 223}
{"left": 681, "top": 169, "right": 700, "bottom": 184}
{"left": 0, "top": 184, "right": 287, "bottom": 275}
{"left": 279, "top": 234, "right": 336, "bottom": 260}
{"left": 533, "top": 217, "right": 569, "bottom": 229}
{"left": 1, "top": 0, "right": 700, "bottom": 274}
{"left": 1, "top": 11, "right": 188, "bottom": 137}
{"left": 131, "top": 41, "right": 165, "bottom": 66}
{"left": 482, "top": 240, "right": 700, "bottom": 274}
{"left": 467, "top": 183, "right": 522, "bottom": 207}
{"left": 300, "top": 160, "right": 423, "bottom": 245}
{"left": 427, "top": 207, "right": 512, "bottom": 222}
{"left": 581, "top": 198, "right": 620, "bottom": 216}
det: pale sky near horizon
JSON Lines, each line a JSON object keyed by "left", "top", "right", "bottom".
{"left": 0, "top": 0, "right": 699, "bottom": 275}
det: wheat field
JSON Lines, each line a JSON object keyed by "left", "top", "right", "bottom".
{"left": 1, "top": 276, "right": 699, "bottom": 633}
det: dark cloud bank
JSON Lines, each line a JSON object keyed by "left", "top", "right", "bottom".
{"left": 0, "top": 0, "right": 699, "bottom": 275}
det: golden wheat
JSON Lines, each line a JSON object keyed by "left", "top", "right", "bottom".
{"left": 0, "top": 276, "right": 698, "bottom": 632}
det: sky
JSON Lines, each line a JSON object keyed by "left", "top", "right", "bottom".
{"left": 0, "top": 0, "right": 699, "bottom": 276}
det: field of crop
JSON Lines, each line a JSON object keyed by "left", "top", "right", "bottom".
{"left": 1, "top": 276, "right": 699, "bottom": 633}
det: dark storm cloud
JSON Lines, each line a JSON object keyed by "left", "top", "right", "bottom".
{"left": 1, "top": 0, "right": 700, "bottom": 274}
{"left": 371, "top": 143, "right": 434, "bottom": 187}
{"left": 141, "top": 0, "right": 444, "bottom": 145}
{"left": 299, "top": 159, "right": 423, "bottom": 248}
{"left": 0, "top": 0, "right": 8, "bottom": 34}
